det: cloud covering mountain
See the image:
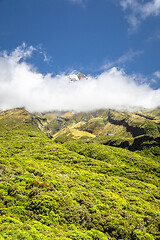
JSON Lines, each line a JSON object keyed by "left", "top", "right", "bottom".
{"left": 0, "top": 44, "right": 159, "bottom": 112}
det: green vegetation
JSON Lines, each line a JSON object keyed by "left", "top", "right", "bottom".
{"left": 36, "top": 109, "right": 160, "bottom": 151}
{"left": 0, "top": 108, "right": 160, "bottom": 239}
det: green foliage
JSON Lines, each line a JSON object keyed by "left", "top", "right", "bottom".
{"left": 0, "top": 108, "right": 160, "bottom": 239}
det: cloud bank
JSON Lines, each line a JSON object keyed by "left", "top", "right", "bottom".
{"left": 0, "top": 44, "right": 160, "bottom": 113}
{"left": 120, "top": 0, "right": 160, "bottom": 27}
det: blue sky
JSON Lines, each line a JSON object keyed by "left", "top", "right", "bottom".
{"left": 0, "top": 0, "right": 160, "bottom": 112}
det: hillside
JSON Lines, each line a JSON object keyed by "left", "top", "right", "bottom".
{"left": 0, "top": 108, "right": 160, "bottom": 240}
{"left": 33, "top": 108, "right": 160, "bottom": 155}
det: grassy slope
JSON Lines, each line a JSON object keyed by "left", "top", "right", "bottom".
{"left": 0, "top": 108, "right": 160, "bottom": 240}
{"left": 35, "top": 109, "right": 160, "bottom": 151}
{"left": 48, "top": 109, "right": 160, "bottom": 154}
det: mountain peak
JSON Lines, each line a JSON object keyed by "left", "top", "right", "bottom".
{"left": 77, "top": 72, "right": 87, "bottom": 80}
{"left": 69, "top": 72, "right": 87, "bottom": 82}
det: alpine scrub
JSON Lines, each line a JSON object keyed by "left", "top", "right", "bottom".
{"left": 0, "top": 108, "right": 159, "bottom": 240}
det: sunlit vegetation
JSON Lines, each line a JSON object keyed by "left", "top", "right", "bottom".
{"left": 0, "top": 108, "right": 160, "bottom": 239}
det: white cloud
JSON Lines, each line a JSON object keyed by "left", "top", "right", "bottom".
{"left": 154, "top": 71, "right": 160, "bottom": 78}
{"left": 146, "top": 31, "right": 160, "bottom": 42}
{"left": 120, "top": 0, "right": 160, "bottom": 27}
{"left": 142, "top": 0, "right": 160, "bottom": 18}
{"left": 0, "top": 42, "right": 35, "bottom": 63}
{"left": 0, "top": 44, "right": 160, "bottom": 112}
{"left": 37, "top": 46, "right": 52, "bottom": 64}
{"left": 103, "top": 49, "right": 142, "bottom": 70}
{"left": 68, "top": 0, "right": 86, "bottom": 4}
{"left": 70, "top": 0, "right": 82, "bottom": 3}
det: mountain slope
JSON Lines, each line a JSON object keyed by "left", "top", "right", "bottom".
{"left": 0, "top": 108, "right": 160, "bottom": 240}
{"left": 33, "top": 108, "right": 160, "bottom": 155}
